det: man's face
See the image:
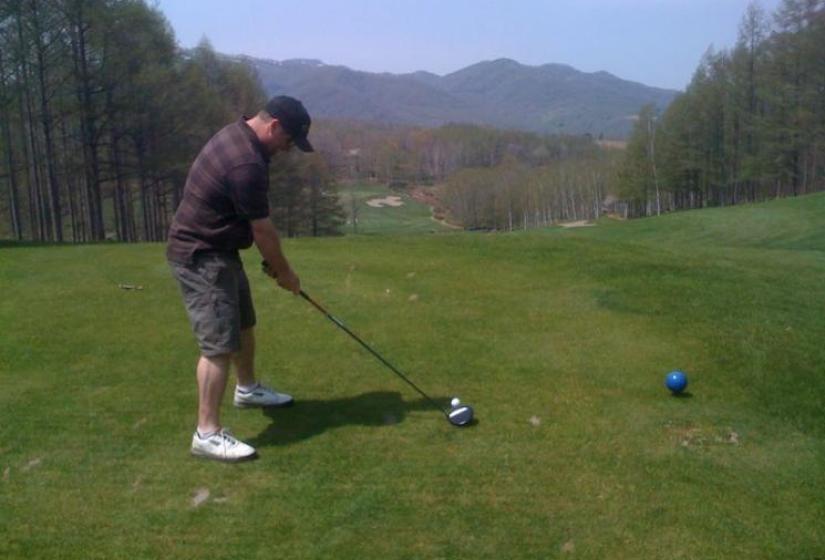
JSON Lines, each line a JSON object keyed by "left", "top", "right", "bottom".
{"left": 265, "top": 120, "right": 293, "bottom": 155}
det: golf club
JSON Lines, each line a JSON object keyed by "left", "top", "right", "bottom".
{"left": 262, "top": 261, "right": 474, "bottom": 427}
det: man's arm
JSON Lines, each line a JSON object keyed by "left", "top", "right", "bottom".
{"left": 251, "top": 217, "right": 300, "bottom": 294}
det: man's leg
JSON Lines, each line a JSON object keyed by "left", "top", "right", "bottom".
{"left": 230, "top": 273, "right": 293, "bottom": 407}
{"left": 173, "top": 256, "right": 257, "bottom": 461}
{"left": 232, "top": 327, "right": 256, "bottom": 387}
{"left": 193, "top": 350, "right": 257, "bottom": 461}
{"left": 231, "top": 326, "right": 294, "bottom": 408}
{"left": 197, "top": 353, "right": 231, "bottom": 434}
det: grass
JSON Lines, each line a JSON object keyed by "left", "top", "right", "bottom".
{"left": 340, "top": 182, "right": 452, "bottom": 235}
{"left": 1, "top": 193, "right": 824, "bottom": 558}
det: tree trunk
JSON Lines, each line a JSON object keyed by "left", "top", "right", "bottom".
{"left": 30, "top": 0, "right": 63, "bottom": 241}
{"left": 16, "top": 8, "right": 49, "bottom": 240}
{"left": 68, "top": 1, "right": 105, "bottom": 240}
{"left": 58, "top": 116, "right": 79, "bottom": 241}
{"left": 134, "top": 142, "right": 153, "bottom": 241}
{"left": 648, "top": 116, "right": 661, "bottom": 216}
{"left": 106, "top": 87, "right": 129, "bottom": 241}
{"left": 0, "top": 52, "right": 23, "bottom": 240}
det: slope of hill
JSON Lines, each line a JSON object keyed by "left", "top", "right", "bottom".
{"left": 240, "top": 56, "right": 678, "bottom": 138}
{"left": 1, "top": 194, "right": 823, "bottom": 558}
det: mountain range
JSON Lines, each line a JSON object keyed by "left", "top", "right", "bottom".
{"left": 239, "top": 56, "right": 679, "bottom": 139}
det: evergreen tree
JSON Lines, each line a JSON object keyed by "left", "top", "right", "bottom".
{"left": 620, "top": 0, "right": 825, "bottom": 212}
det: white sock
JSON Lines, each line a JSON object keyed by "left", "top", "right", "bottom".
{"left": 236, "top": 382, "right": 258, "bottom": 393}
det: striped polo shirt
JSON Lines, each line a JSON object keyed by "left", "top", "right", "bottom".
{"left": 167, "top": 118, "right": 270, "bottom": 264}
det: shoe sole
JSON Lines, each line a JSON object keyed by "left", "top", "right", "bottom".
{"left": 233, "top": 398, "right": 294, "bottom": 409}
{"left": 190, "top": 449, "right": 259, "bottom": 463}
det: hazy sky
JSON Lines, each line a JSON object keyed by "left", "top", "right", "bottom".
{"left": 153, "top": 0, "right": 782, "bottom": 91}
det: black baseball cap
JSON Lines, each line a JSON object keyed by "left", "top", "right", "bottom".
{"left": 265, "top": 96, "right": 314, "bottom": 152}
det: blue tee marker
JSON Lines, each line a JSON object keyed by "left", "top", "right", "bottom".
{"left": 665, "top": 370, "right": 688, "bottom": 394}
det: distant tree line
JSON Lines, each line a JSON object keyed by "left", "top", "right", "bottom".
{"left": 313, "top": 121, "right": 593, "bottom": 184}
{"left": 618, "top": 0, "right": 825, "bottom": 217}
{"left": 0, "top": 0, "right": 344, "bottom": 242}
{"left": 8, "top": 1, "right": 820, "bottom": 241}
{"left": 441, "top": 151, "right": 619, "bottom": 230}
{"left": 310, "top": 120, "right": 619, "bottom": 230}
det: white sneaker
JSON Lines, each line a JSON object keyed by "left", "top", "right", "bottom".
{"left": 191, "top": 428, "right": 257, "bottom": 462}
{"left": 234, "top": 383, "right": 294, "bottom": 408}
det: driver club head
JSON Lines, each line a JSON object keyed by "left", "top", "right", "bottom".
{"left": 447, "top": 405, "right": 474, "bottom": 427}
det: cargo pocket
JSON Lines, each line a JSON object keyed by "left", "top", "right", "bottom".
{"left": 205, "top": 259, "right": 241, "bottom": 353}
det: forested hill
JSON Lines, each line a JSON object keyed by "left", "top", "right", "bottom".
{"left": 240, "top": 56, "right": 678, "bottom": 139}
{"left": 616, "top": 2, "right": 825, "bottom": 217}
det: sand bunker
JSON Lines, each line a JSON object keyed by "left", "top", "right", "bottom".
{"left": 559, "top": 220, "right": 595, "bottom": 228}
{"left": 366, "top": 196, "right": 404, "bottom": 208}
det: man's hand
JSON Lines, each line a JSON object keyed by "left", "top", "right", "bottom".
{"left": 252, "top": 218, "right": 300, "bottom": 295}
{"left": 275, "top": 266, "right": 300, "bottom": 295}
{"left": 262, "top": 260, "right": 301, "bottom": 295}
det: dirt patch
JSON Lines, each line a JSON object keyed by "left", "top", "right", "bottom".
{"left": 409, "top": 186, "right": 462, "bottom": 229}
{"left": 22, "top": 458, "right": 42, "bottom": 472}
{"left": 191, "top": 488, "right": 210, "bottom": 508}
{"left": 665, "top": 424, "right": 741, "bottom": 448}
{"left": 366, "top": 196, "right": 404, "bottom": 208}
{"left": 131, "top": 476, "right": 144, "bottom": 492}
{"left": 559, "top": 220, "right": 595, "bottom": 228}
{"left": 597, "top": 139, "right": 627, "bottom": 150}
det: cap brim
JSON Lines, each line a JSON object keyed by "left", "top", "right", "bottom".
{"left": 294, "top": 136, "right": 314, "bottom": 153}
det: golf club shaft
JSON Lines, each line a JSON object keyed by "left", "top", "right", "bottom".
{"left": 299, "top": 290, "right": 448, "bottom": 416}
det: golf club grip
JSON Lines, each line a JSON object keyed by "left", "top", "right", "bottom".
{"left": 262, "top": 262, "right": 329, "bottom": 315}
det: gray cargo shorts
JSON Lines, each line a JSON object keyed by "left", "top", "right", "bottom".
{"left": 169, "top": 252, "right": 256, "bottom": 357}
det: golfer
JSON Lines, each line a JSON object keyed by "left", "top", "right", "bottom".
{"left": 167, "top": 96, "right": 313, "bottom": 462}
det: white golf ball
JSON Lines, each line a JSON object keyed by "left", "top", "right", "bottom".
{"left": 451, "top": 397, "right": 461, "bottom": 407}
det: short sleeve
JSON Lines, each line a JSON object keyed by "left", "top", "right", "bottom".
{"left": 226, "top": 163, "right": 270, "bottom": 220}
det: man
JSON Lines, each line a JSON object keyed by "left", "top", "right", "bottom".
{"left": 167, "top": 96, "right": 313, "bottom": 462}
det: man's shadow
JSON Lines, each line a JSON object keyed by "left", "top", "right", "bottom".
{"left": 247, "top": 391, "right": 443, "bottom": 447}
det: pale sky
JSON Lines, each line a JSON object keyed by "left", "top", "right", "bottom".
{"left": 153, "top": 0, "right": 783, "bottom": 91}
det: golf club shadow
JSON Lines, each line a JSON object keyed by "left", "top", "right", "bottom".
{"left": 248, "top": 391, "right": 446, "bottom": 447}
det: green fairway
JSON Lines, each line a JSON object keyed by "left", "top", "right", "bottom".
{"left": 1, "top": 194, "right": 824, "bottom": 559}
{"left": 340, "top": 182, "right": 453, "bottom": 235}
